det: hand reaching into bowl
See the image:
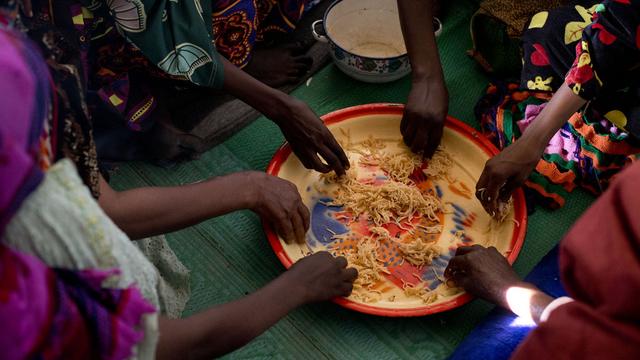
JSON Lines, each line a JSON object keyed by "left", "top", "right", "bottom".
{"left": 271, "top": 96, "right": 350, "bottom": 177}
{"left": 284, "top": 251, "right": 358, "bottom": 303}
{"left": 397, "top": 0, "right": 449, "bottom": 158}
{"left": 401, "top": 77, "right": 448, "bottom": 157}
{"left": 475, "top": 140, "right": 541, "bottom": 216}
{"left": 444, "top": 245, "right": 522, "bottom": 307}
{"left": 475, "top": 83, "right": 587, "bottom": 215}
{"left": 247, "top": 172, "right": 310, "bottom": 244}
{"left": 221, "top": 57, "right": 349, "bottom": 176}
{"left": 445, "top": 245, "right": 554, "bottom": 323}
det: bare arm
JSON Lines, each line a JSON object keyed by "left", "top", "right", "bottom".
{"left": 397, "top": 0, "right": 449, "bottom": 157}
{"left": 98, "top": 60, "right": 351, "bottom": 241}
{"left": 398, "top": 0, "right": 443, "bottom": 82}
{"left": 476, "top": 83, "right": 586, "bottom": 214}
{"left": 445, "top": 245, "right": 555, "bottom": 324}
{"left": 220, "top": 57, "right": 349, "bottom": 175}
{"left": 515, "top": 83, "right": 587, "bottom": 153}
{"left": 156, "top": 252, "right": 357, "bottom": 360}
{"left": 156, "top": 272, "right": 304, "bottom": 360}
{"left": 99, "top": 173, "right": 252, "bottom": 239}
{"left": 99, "top": 171, "right": 309, "bottom": 243}
{"left": 220, "top": 56, "right": 289, "bottom": 121}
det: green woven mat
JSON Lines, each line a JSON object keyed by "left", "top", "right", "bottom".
{"left": 109, "top": 0, "right": 594, "bottom": 358}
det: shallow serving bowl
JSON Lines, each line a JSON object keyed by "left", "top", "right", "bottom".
{"left": 312, "top": 0, "right": 442, "bottom": 83}
{"left": 265, "top": 104, "right": 527, "bottom": 316}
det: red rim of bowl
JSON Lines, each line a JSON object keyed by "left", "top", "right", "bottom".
{"left": 265, "top": 103, "right": 528, "bottom": 317}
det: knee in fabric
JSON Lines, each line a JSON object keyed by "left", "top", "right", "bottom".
{"left": 522, "top": 2, "right": 599, "bottom": 52}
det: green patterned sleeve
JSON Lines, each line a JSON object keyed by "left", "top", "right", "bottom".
{"left": 105, "top": 0, "right": 224, "bottom": 88}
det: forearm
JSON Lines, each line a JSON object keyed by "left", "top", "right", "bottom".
{"left": 500, "top": 282, "right": 554, "bottom": 324}
{"left": 397, "top": 0, "right": 443, "bottom": 82}
{"left": 447, "top": 246, "right": 556, "bottom": 325}
{"left": 99, "top": 173, "right": 255, "bottom": 240}
{"left": 156, "top": 273, "right": 305, "bottom": 360}
{"left": 518, "top": 83, "right": 587, "bottom": 152}
{"left": 221, "top": 56, "right": 286, "bottom": 120}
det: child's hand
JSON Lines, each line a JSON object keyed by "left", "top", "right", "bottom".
{"left": 284, "top": 252, "right": 358, "bottom": 304}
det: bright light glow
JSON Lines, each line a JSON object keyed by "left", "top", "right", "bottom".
{"left": 506, "top": 286, "right": 537, "bottom": 324}
{"left": 508, "top": 315, "right": 536, "bottom": 328}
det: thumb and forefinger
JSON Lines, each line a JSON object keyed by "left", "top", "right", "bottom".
{"left": 476, "top": 163, "right": 504, "bottom": 216}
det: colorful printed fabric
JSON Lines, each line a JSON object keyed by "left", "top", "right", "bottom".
{"left": 478, "top": 0, "right": 640, "bottom": 208}
{"left": 564, "top": 0, "right": 640, "bottom": 136}
{"left": 212, "top": 0, "right": 310, "bottom": 68}
{"left": 18, "top": 0, "right": 184, "bottom": 134}
{"left": 114, "top": 0, "right": 223, "bottom": 88}
{"left": 520, "top": 1, "right": 600, "bottom": 92}
{"left": 0, "top": 21, "right": 48, "bottom": 230}
{"left": 477, "top": 82, "right": 640, "bottom": 208}
{"left": 0, "top": 0, "right": 103, "bottom": 196}
{"left": 521, "top": 0, "right": 640, "bottom": 137}
{"left": 0, "top": 24, "right": 156, "bottom": 359}
{"left": 0, "top": 246, "right": 156, "bottom": 360}
{"left": 2, "top": 0, "right": 310, "bottom": 166}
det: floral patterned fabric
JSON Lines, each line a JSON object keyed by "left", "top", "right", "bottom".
{"left": 522, "top": 0, "right": 640, "bottom": 137}
{"left": 2, "top": 0, "right": 311, "bottom": 166}
{"left": 212, "top": 0, "right": 311, "bottom": 68}
{"left": 477, "top": 0, "right": 640, "bottom": 208}
{"left": 8, "top": 0, "right": 309, "bottom": 139}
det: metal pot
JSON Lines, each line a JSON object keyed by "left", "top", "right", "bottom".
{"left": 312, "top": 0, "right": 442, "bottom": 83}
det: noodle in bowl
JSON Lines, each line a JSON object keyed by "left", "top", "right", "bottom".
{"left": 266, "top": 104, "right": 527, "bottom": 316}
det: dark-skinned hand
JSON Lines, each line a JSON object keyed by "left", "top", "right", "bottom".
{"left": 272, "top": 97, "right": 349, "bottom": 176}
{"left": 246, "top": 172, "right": 309, "bottom": 244}
{"left": 476, "top": 139, "right": 541, "bottom": 216}
{"left": 401, "top": 77, "right": 449, "bottom": 158}
{"left": 284, "top": 251, "right": 358, "bottom": 303}
{"left": 444, "top": 245, "right": 523, "bottom": 307}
